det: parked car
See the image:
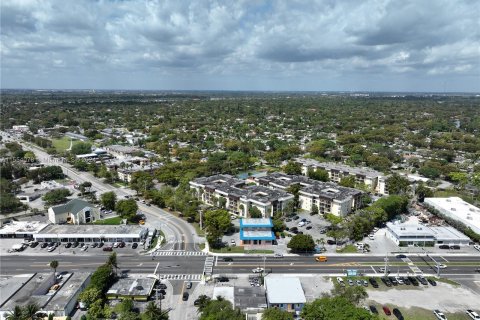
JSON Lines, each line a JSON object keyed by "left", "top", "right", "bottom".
{"left": 41, "top": 242, "right": 49, "bottom": 248}
{"left": 389, "top": 276, "right": 398, "bottom": 286}
{"left": 362, "top": 280, "right": 368, "bottom": 287}
{"left": 230, "top": 239, "right": 236, "bottom": 246}
{"left": 293, "top": 215, "right": 300, "bottom": 220}
{"left": 103, "top": 246, "right": 113, "bottom": 251}
{"left": 428, "top": 278, "right": 437, "bottom": 286}
{"left": 98, "top": 242, "right": 104, "bottom": 248}
{"left": 393, "top": 308, "right": 404, "bottom": 320}
{"left": 47, "top": 246, "right": 56, "bottom": 252}
{"left": 82, "top": 245, "right": 89, "bottom": 251}
{"left": 29, "top": 241, "right": 39, "bottom": 248}
{"left": 290, "top": 227, "right": 298, "bottom": 234}
{"left": 466, "top": 309, "right": 480, "bottom": 320}
{"left": 132, "top": 243, "right": 138, "bottom": 249}
{"left": 439, "top": 245, "right": 450, "bottom": 249}
{"left": 118, "top": 242, "right": 125, "bottom": 248}
{"left": 217, "top": 277, "right": 229, "bottom": 282}
{"left": 369, "top": 305, "right": 378, "bottom": 314}
{"left": 186, "top": 281, "right": 192, "bottom": 289}
{"left": 301, "top": 218, "right": 307, "bottom": 222}
{"left": 450, "top": 245, "right": 460, "bottom": 250}
{"left": 72, "top": 242, "right": 79, "bottom": 248}
{"left": 223, "top": 257, "right": 233, "bottom": 262}
{"left": 369, "top": 234, "right": 375, "bottom": 240}
{"left": 473, "top": 244, "right": 480, "bottom": 251}
{"left": 402, "top": 276, "right": 411, "bottom": 285}
{"left": 327, "top": 239, "right": 336, "bottom": 245}
{"left": 113, "top": 242, "right": 120, "bottom": 248}
{"left": 383, "top": 306, "right": 392, "bottom": 316}
{"left": 274, "top": 253, "right": 283, "bottom": 258}
{"left": 408, "top": 276, "right": 419, "bottom": 286}
{"left": 416, "top": 275, "right": 428, "bottom": 285}
{"left": 91, "top": 242, "right": 98, "bottom": 248}
{"left": 381, "top": 277, "right": 392, "bottom": 287}
{"left": 157, "top": 283, "right": 167, "bottom": 289}
{"left": 433, "top": 309, "right": 447, "bottom": 320}
{"left": 298, "top": 221, "right": 305, "bottom": 227}
{"left": 348, "top": 279, "right": 354, "bottom": 286}
{"left": 306, "top": 226, "right": 313, "bottom": 230}
{"left": 369, "top": 278, "right": 379, "bottom": 288}
{"left": 65, "top": 242, "right": 72, "bottom": 248}
{"left": 182, "top": 292, "right": 189, "bottom": 301}
{"left": 395, "top": 276, "right": 404, "bottom": 285}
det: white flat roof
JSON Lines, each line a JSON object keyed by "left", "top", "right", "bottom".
{"left": 213, "top": 286, "right": 235, "bottom": 307}
{"left": 0, "top": 221, "right": 50, "bottom": 235}
{"left": 265, "top": 276, "right": 306, "bottom": 304}
{"left": 425, "top": 197, "right": 480, "bottom": 234}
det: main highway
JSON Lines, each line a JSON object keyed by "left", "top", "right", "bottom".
{"left": 1, "top": 252, "right": 478, "bottom": 277}
{"left": 1, "top": 132, "right": 199, "bottom": 252}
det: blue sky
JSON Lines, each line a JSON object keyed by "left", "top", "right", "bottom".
{"left": 1, "top": 0, "right": 479, "bottom": 92}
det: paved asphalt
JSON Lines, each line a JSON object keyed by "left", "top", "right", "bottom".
{"left": 1, "top": 253, "right": 478, "bottom": 277}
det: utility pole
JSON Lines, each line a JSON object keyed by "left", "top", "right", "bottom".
{"left": 384, "top": 254, "right": 389, "bottom": 277}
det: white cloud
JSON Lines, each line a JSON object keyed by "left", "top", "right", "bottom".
{"left": 1, "top": 0, "right": 478, "bottom": 91}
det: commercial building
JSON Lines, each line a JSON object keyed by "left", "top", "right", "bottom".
{"left": 107, "top": 277, "right": 156, "bottom": 301}
{"left": 0, "top": 272, "right": 91, "bottom": 319}
{"left": 424, "top": 197, "right": 480, "bottom": 235}
{"left": 240, "top": 218, "right": 275, "bottom": 246}
{"left": 190, "top": 175, "right": 293, "bottom": 218}
{"left": 33, "top": 224, "right": 149, "bottom": 243}
{"left": 386, "top": 222, "right": 471, "bottom": 247}
{"left": 105, "top": 145, "right": 141, "bottom": 159}
{"left": 264, "top": 276, "right": 306, "bottom": 315}
{"left": 0, "top": 221, "right": 49, "bottom": 239}
{"left": 48, "top": 199, "right": 100, "bottom": 225}
{"left": 295, "top": 158, "right": 387, "bottom": 194}
{"left": 257, "top": 172, "right": 362, "bottom": 217}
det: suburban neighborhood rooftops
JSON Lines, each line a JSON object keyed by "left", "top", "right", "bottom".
{"left": 50, "top": 199, "right": 95, "bottom": 215}
{"left": 265, "top": 277, "right": 306, "bottom": 304}
{"left": 191, "top": 174, "right": 244, "bottom": 188}
{"left": 106, "top": 145, "right": 140, "bottom": 154}
{"left": 295, "top": 158, "right": 383, "bottom": 178}
{"left": 240, "top": 218, "right": 273, "bottom": 228}
{"left": 257, "top": 172, "right": 313, "bottom": 189}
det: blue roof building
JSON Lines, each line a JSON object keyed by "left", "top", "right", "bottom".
{"left": 239, "top": 218, "right": 275, "bottom": 246}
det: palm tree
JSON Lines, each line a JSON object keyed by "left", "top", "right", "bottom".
{"left": 107, "top": 252, "right": 118, "bottom": 276}
{"left": 194, "top": 295, "right": 211, "bottom": 312}
{"left": 49, "top": 260, "right": 59, "bottom": 276}
{"left": 22, "top": 303, "right": 40, "bottom": 320}
{"left": 143, "top": 301, "right": 168, "bottom": 320}
{"left": 5, "top": 306, "right": 23, "bottom": 320}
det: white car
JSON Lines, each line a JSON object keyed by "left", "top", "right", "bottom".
{"left": 434, "top": 309, "right": 447, "bottom": 320}
{"left": 298, "top": 221, "right": 305, "bottom": 227}
{"left": 473, "top": 244, "right": 480, "bottom": 251}
{"left": 113, "top": 242, "right": 120, "bottom": 248}
{"left": 274, "top": 253, "right": 283, "bottom": 258}
{"left": 395, "top": 276, "right": 404, "bottom": 285}
{"left": 336, "top": 277, "right": 344, "bottom": 284}
{"left": 437, "top": 264, "right": 447, "bottom": 269}
{"left": 82, "top": 245, "right": 89, "bottom": 251}
{"left": 252, "top": 268, "right": 264, "bottom": 273}
{"left": 368, "top": 234, "right": 375, "bottom": 240}
{"left": 466, "top": 309, "right": 480, "bottom": 320}
{"left": 47, "top": 246, "right": 56, "bottom": 252}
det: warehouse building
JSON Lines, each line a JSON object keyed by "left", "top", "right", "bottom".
{"left": 424, "top": 197, "right": 480, "bottom": 235}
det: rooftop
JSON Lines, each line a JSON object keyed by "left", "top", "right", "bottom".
{"left": 191, "top": 174, "right": 244, "bottom": 188}
{"left": 213, "top": 286, "right": 235, "bottom": 307}
{"left": 107, "top": 277, "right": 156, "bottom": 297}
{"left": 36, "top": 224, "right": 147, "bottom": 237}
{"left": 300, "top": 182, "right": 361, "bottom": 200}
{"left": 295, "top": 158, "right": 384, "bottom": 178}
{"left": 240, "top": 218, "right": 273, "bottom": 228}
{"left": 50, "top": 198, "right": 95, "bottom": 215}
{"left": 424, "top": 197, "right": 480, "bottom": 234}
{"left": 387, "top": 222, "right": 470, "bottom": 241}
{"left": 265, "top": 277, "right": 306, "bottom": 304}
{"left": 234, "top": 286, "right": 267, "bottom": 311}
{"left": 240, "top": 230, "right": 275, "bottom": 241}
{"left": 0, "top": 221, "right": 50, "bottom": 235}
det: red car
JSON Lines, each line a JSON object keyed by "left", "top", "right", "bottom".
{"left": 383, "top": 306, "right": 392, "bottom": 316}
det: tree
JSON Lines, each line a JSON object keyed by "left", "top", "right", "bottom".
{"left": 415, "top": 182, "right": 433, "bottom": 202}
{"left": 79, "top": 181, "right": 92, "bottom": 195}
{"left": 5, "top": 306, "right": 23, "bottom": 320}
{"left": 301, "top": 296, "right": 374, "bottom": 320}
{"left": 42, "top": 188, "right": 71, "bottom": 205}
{"left": 107, "top": 252, "right": 119, "bottom": 276}
{"left": 331, "top": 283, "right": 368, "bottom": 304}
{"left": 262, "top": 308, "right": 294, "bottom": 320}
{"left": 249, "top": 206, "right": 262, "bottom": 218}
{"left": 116, "top": 199, "right": 138, "bottom": 221}
{"left": 79, "top": 287, "right": 102, "bottom": 307}
{"left": 306, "top": 139, "right": 335, "bottom": 158}
{"left": 22, "top": 303, "right": 40, "bottom": 320}
{"left": 287, "top": 234, "right": 315, "bottom": 252}
{"left": 283, "top": 161, "right": 302, "bottom": 175}
{"left": 307, "top": 168, "right": 329, "bottom": 182}
{"left": 70, "top": 142, "right": 92, "bottom": 155}
{"left": 310, "top": 204, "right": 319, "bottom": 215}
{"left": 193, "top": 295, "right": 211, "bottom": 313}
{"left": 199, "top": 299, "right": 243, "bottom": 320}
{"left": 339, "top": 175, "right": 356, "bottom": 188}
{"left": 130, "top": 171, "right": 154, "bottom": 195}
{"left": 142, "top": 302, "right": 169, "bottom": 320}
{"left": 286, "top": 184, "right": 301, "bottom": 208}
{"left": 448, "top": 172, "right": 468, "bottom": 188}
{"left": 374, "top": 195, "right": 408, "bottom": 220}
{"left": 49, "top": 260, "right": 59, "bottom": 275}
{"left": 204, "top": 209, "right": 231, "bottom": 247}
{"left": 419, "top": 166, "right": 441, "bottom": 179}
{"left": 23, "top": 151, "right": 36, "bottom": 162}
{"left": 386, "top": 174, "right": 410, "bottom": 195}
{"left": 101, "top": 191, "right": 117, "bottom": 211}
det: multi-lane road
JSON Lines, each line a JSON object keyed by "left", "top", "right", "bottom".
{"left": 1, "top": 252, "right": 479, "bottom": 278}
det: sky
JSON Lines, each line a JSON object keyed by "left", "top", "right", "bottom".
{"left": 1, "top": 0, "right": 479, "bottom": 92}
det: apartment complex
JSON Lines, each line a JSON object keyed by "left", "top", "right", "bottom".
{"left": 257, "top": 172, "right": 362, "bottom": 217}
{"left": 189, "top": 175, "right": 293, "bottom": 218}
{"left": 295, "top": 158, "right": 387, "bottom": 195}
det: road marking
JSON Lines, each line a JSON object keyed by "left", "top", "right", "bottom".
{"left": 440, "top": 256, "right": 449, "bottom": 263}
{"left": 371, "top": 266, "right": 377, "bottom": 273}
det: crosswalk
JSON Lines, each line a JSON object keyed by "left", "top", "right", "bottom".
{"left": 402, "top": 257, "right": 422, "bottom": 274}
{"left": 152, "top": 250, "right": 208, "bottom": 256}
{"left": 157, "top": 274, "right": 202, "bottom": 281}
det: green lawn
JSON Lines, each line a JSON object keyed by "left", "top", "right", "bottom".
{"left": 94, "top": 216, "right": 123, "bottom": 225}
{"left": 337, "top": 244, "right": 358, "bottom": 253}
{"left": 52, "top": 136, "right": 82, "bottom": 152}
